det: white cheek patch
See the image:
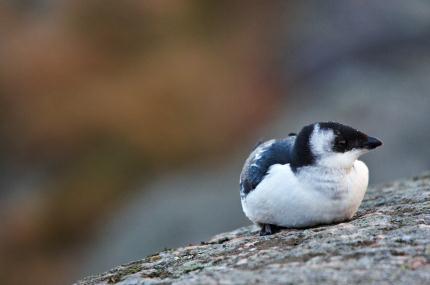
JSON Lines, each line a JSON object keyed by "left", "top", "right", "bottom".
{"left": 310, "top": 124, "right": 335, "bottom": 157}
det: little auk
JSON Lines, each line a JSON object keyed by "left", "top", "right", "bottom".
{"left": 240, "top": 122, "right": 382, "bottom": 235}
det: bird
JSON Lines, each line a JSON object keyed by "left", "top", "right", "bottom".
{"left": 239, "top": 122, "right": 382, "bottom": 236}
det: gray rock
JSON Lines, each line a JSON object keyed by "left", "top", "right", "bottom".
{"left": 76, "top": 172, "right": 430, "bottom": 285}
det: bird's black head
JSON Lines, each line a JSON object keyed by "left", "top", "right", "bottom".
{"left": 291, "top": 122, "right": 382, "bottom": 169}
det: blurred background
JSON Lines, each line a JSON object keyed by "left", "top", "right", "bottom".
{"left": 1, "top": 0, "right": 430, "bottom": 284}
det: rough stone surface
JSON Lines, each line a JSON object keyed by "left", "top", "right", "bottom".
{"left": 76, "top": 173, "right": 430, "bottom": 285}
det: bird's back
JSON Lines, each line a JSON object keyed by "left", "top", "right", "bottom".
{"left": 240, "top": 136, "right": 295, "bottom": 198}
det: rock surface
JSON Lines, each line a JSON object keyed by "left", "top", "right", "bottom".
{"left": 76, "top": 173, "right": 430, "bottom": 285}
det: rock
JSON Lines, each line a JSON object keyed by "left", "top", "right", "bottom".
{"left": 76, "top": 173, "right": 430, "bottom": 285}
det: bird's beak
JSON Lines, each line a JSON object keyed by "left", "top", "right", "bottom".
{"left": 364, "top": 136, "right": 383, "bottom": 150}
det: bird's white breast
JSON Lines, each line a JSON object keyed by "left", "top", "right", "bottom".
{"left": 241, "top": 160, "right": 369, "bottom": 228}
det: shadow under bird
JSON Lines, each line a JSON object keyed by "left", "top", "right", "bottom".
{"left": 240, "top": 122, "right": 382, "bottom": 236}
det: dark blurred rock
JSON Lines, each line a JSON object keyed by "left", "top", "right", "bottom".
{"left": 279, "top": 0, "right": 430, "bottom": 81}
{"left": 76, "top": 172, "right": 430, "bottom": 285}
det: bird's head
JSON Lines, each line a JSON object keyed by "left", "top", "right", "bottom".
{"left": 292, "top": 122, "right": 382, "bottom": 169}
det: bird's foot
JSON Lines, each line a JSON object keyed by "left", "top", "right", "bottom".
{"left": 259, "top": 224, "right": 282, "bottom": 236}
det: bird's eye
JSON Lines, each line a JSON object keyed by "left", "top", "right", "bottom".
{"left": 335, "top": 138, "right": 347, "bottom": 152}
{"left": 336, "top": 137, "right": 348, "bottom": 150}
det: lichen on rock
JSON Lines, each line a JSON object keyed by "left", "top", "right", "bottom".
{"left": 76, "top": 173, "right": 430, "bottom": 285}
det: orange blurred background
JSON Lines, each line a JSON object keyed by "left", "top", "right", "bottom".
{"left": 1, "top": 1, "right": 430, "bottom": 284}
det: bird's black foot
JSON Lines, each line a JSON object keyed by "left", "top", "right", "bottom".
{"left": 259, "top": 224, "right": 282, "bottom": 236}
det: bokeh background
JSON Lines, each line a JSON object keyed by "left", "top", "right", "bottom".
{"left": 1, "top": 1, "right": 430, "bottom": 284}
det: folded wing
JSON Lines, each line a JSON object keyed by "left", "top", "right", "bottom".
{"left": 240, "top": 136, "right": 295, "bottom": 198}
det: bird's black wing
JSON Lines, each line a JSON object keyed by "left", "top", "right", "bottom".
{"left": 240, "top": 136, "right": 295, "bottom": 198}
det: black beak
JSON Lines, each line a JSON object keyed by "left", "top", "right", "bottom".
{"left": 364, "top": 136, "right": 383, "bottom": 150}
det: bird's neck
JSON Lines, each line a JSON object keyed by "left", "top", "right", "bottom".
{"left": 297, "top": 164, "right": 353, "bottom": 186}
